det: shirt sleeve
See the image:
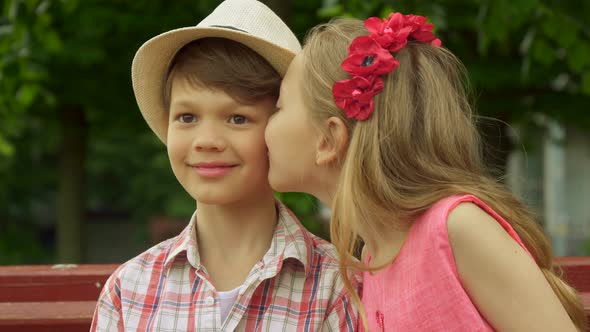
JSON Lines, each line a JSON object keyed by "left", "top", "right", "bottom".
{"left": 90, "top": 272, "right": 125, "bottom": 332}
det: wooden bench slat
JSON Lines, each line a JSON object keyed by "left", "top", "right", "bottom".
{"left": 0, "top": 264, "right": 118, "bottom": 302}
{"left": 555, "top": 257, "right": 590, "bottom": 293}
{"left": 0, "top": 264, "right": 117, "bottom": 277}
{"left": 0, "top": 324, "right": 90, "bottom": 332}
{"left": 0, "top": 301, "right": 95, "bottom": 325}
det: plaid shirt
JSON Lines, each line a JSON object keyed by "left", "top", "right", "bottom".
{"left": 91, "top": 202, "right": 358, "bottom": 331}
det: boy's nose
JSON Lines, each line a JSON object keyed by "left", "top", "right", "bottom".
{"left": 192, "top": 125, "right": 227, "bottom": 152}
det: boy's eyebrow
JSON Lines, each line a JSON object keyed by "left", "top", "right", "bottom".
{"left": 169, "top": 100, "right": 199, "bottom": 111}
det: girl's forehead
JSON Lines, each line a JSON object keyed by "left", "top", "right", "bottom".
{"left": 280, "top": 55, "right": 305, "bottom": 100}
{"left": 285, "top": 53, "right": 305, "bottom": 81}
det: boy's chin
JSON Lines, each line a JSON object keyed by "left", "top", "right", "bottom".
{"left": 190, "top": 190, "right": 274, "bottom": 207}
{"left": 190, "top": 194, "right": 234, "bottom": 206}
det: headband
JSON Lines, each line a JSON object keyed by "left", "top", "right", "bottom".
{"left": 332, "top": 13, "right": 441, "bottom": 121}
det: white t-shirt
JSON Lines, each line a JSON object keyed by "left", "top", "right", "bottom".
{"left": 218, "top": 286, "right": 241, "bottom": 323}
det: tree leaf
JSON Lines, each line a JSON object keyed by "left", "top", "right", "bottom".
{"left": 317, "top": 4, "right": 343, "bottom": 18}
{"left": 0, "top": 24, "right": 14, "bottom": 37}
{"left": 531, "top": 38, "right": 555, "bottom": 66}
{"left": 544, "top": 14, "right": 578, "bottom": 49}
{"left": 0, "top": 134, "right": 14, "bottom": 157}
{"left": 582, "top": 72, "right": 590, "bottom": 96}
{"left": 567, "top": 42, "right": 590, "bottom": 73}
{"left": 41, "top": 30, "right": 62, "bottom": 53}
{"left": 16, "top": 84, "right": 39, "bottom": 107}
{"left": 61, "top": 0, "right": 80, "bottom": 14}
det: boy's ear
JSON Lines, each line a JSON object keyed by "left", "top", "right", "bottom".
{"left": 315, "top": 116, "right": 349, "bottom": 166}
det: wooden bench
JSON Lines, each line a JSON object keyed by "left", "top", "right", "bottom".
{"left": 0, "top": 258, "right": 588, "bottom": 331}
{"left": 556, "top": 256, "right": 590, "bottom": 326}
{"left": 0, "top": 264, "right": 118, "bottom": 332}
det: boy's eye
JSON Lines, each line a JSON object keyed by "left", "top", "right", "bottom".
{"left": 229, "top": 115, "right": 248, "bottom": 125}
{"left": 178, "top": 114, "right": 196, "bottom": 123}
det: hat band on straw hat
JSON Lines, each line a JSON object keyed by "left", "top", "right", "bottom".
{"left": 209, "top": 25, "right": 249, "bottom": 33}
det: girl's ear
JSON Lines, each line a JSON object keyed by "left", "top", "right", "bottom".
{"left": 315, "top": 116, "right": 349, "bottom": 166}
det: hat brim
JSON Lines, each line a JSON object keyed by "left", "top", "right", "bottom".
{"left": 132, "top": 26, "right": 296, "bottom": 144}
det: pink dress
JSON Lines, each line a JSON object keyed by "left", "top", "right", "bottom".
{"left": 361, "top": 194, "right": 531, "bottom": 331}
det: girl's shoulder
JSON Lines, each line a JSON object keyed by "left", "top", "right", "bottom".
{"left": 409, "top": 194, "right": 530, "bottom": 262}
{"left": 426, "top": 194, "right": 485, "bottom": 216}
{"left": 446, "top": 197, "right": 532, "bottom": 259}
{"left": 413, "top": 194, "right": 481, "bottom": 235}
{"left": 430, "top": 195, "right": 528, "bottom": 250}
{"left": 421, "top": 195, "right": 509, "bottom": 230}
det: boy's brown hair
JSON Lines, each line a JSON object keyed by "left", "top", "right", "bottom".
{"left": 164, "top": 37, "right": 281, "bottom": 107}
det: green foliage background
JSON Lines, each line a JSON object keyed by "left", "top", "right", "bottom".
{"left": 1, "top": 0, "right": 589, "bottom": 263}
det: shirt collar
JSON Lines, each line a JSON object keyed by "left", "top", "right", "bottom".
{"left": 162, "top": 201, "right": 314, "bottom": 277}
{"left": 260, "top": 201, "right": 312, "bottom": 277}
{"left": 163, "top": 209, "right": 200, "bottom": 270}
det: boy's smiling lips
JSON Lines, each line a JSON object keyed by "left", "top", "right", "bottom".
{"left": 192, "top": 161, "right": 237, "bottom": 168}
{"left": 188, "top": 161, "right": 239, "bottom": 178}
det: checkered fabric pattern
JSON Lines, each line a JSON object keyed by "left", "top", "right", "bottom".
{"left": 91, "top": 201, "right": 358, "bottom": 331}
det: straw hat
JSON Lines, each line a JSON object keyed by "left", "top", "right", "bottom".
{"left": 131, "top": 0, "right": 301, "bottom": 144}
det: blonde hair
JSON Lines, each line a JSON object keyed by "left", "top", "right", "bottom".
{"left": 301, "top": 18, "right": 587, "bottom": 331}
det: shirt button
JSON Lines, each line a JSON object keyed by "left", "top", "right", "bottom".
{"left": 205, "top": 296, "right": 214, "bottom": 306}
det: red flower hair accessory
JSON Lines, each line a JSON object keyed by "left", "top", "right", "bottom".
{"left": 333, "top": 76, "right": 384, "bottom": 121}
{"left": 341, "top": 36, "right": 400, "bottom": 77}
{"left": 364, "top": 13, "right": 412, "bottom": 52}
{"left": 332, "top": 12, "right": 441, "bottom": 121}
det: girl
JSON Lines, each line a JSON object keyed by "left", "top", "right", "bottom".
{"left": 265, "top": 13, "right": 587, "bottom": 331}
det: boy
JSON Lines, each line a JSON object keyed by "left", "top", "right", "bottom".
{"left": 90, "top": 0, "right": 357, "bottom": 331}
